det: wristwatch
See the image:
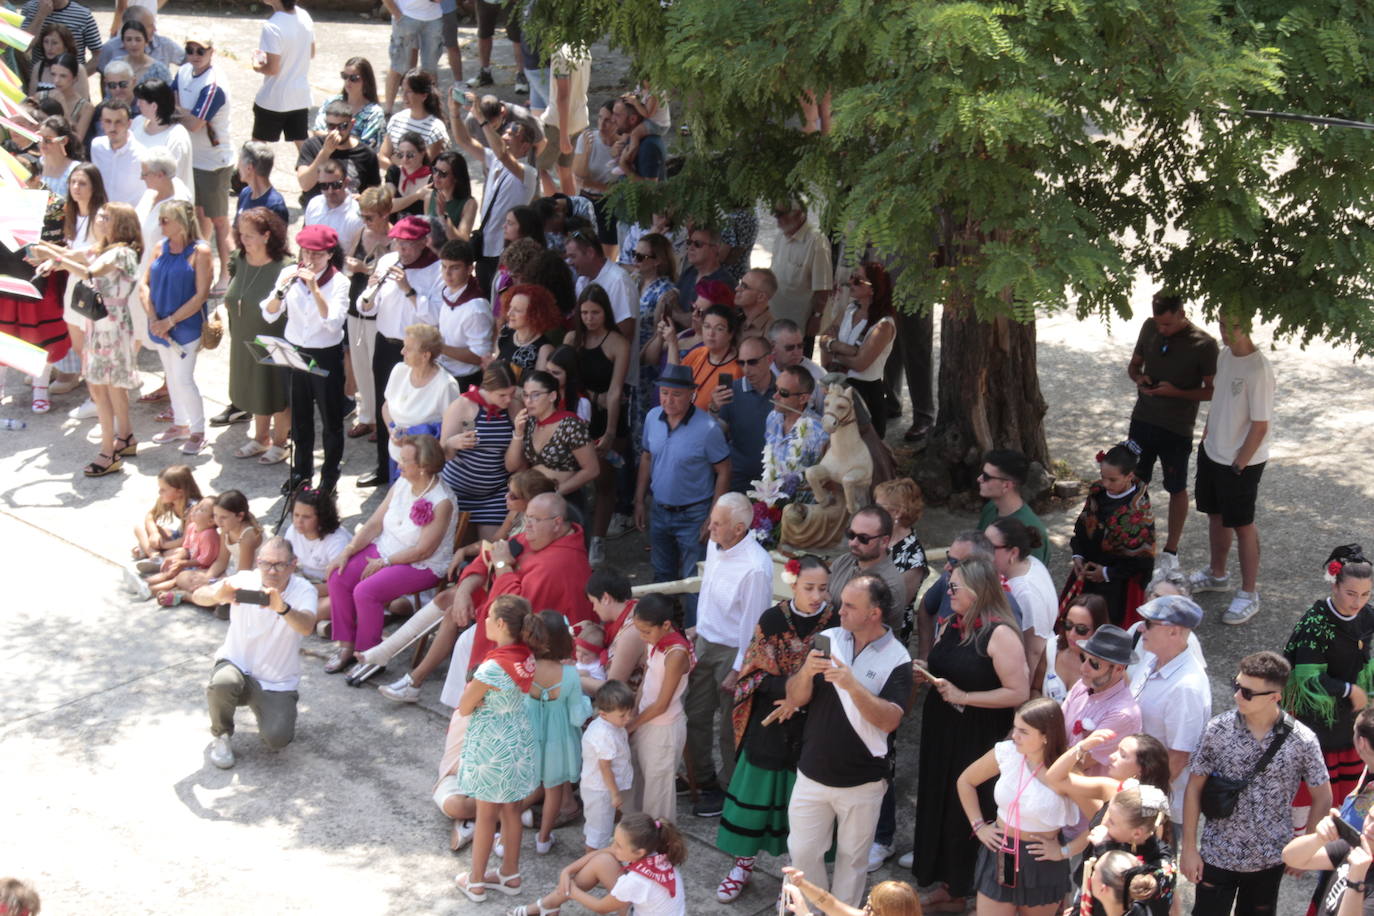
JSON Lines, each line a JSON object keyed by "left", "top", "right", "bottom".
{"left": 277, "top": 603, "right": 291, "bottom": 617}
{"left": 1348, "top": 878, "right": 1370, "bottom": 893}
{"left": 493, "top": 560, "right": 510, "bottom": 572}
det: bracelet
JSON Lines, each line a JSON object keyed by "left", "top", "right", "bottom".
{"left": 971, "top": 819, "right": 987, "bottom": 832}
{"left": 1349, "top": 878, "right": 1370, "bottom": 893}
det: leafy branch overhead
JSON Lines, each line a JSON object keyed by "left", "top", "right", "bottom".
{"left": 533, "top": 0, "right": 1374, "bottom": 355}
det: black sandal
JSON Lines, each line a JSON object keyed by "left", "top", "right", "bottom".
{"left": 114, "top": 433, "right": 137, "bottom": 457}
{"left": 83, "top": 453, "right": 123, "bottom": 477}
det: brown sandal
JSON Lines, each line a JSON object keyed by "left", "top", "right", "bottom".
{"left": 114, "top": 433, "right": 138, "bottom": 457}
{"left": 84, "top": 453, "right": 123, "bottom": 477}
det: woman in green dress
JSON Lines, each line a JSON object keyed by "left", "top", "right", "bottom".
{"left": 224, "top": 207, "right": 290, "bottom": 464}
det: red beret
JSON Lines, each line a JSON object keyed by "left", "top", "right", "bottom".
{"left": 296, "top": 225, "right": 339, "bottom": 251}
{"left": 695, "top": 279, "right": 735, "bottom": 307}
{"left": 388, "top": 215, "right": 431, "bottom": 241}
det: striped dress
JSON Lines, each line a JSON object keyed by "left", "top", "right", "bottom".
{"left": 440, "top": 398, "right": 514, "bottom": 525}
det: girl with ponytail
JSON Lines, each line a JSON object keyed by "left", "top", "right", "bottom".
{"left": 508, "top": 812, "right": 688, "bottom": 916}
{"left": 1081, "top": 849, "right": 1165, "bottom": 916}
{"left": 453, "top": 594, "right": 543, "bottom": 903}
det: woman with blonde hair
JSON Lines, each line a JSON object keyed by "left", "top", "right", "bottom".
{"left": 874, "top": 477, "right": 929, "bottom": 641}
{"left": 782, "top": 867, "right": 923, "bottom": 916}
{"left": 140, "top": 198, "right": 212, "bottom": 454}
{"left": 912, "top": 556, "right": 1029, "bottom": 913}
{"left": 380, "top": 323, "right": 460, "bottom": 482}
{"left": 31, "top": 202, "right": 143, "bottom": 475}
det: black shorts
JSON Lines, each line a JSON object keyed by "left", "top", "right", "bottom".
{"left": 252, "top": 104, "right": 309, "bottom": 143}
{"left": 1128, "top": 417, "right": 1193, "bottom": 494}
{"left": 476, "top": 0, "right": 520, "bottom": 41}
{"left": 1195, "top": 442, "right": 1265, "bottom": 528}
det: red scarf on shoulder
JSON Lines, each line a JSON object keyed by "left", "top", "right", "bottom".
{"left": 626, "top": 852, "right": 678, "bottom": 897}
{"left": 650, "top": 629, "right": 696, "bottom": 671}
{"left": 461, "top": 387, "right": 505, "bottom": 419}
{"left": 485, "top": 643, "right": 536, "bottom": 692}
{"left": 605, "top": 599, "right": 637, "bottom": 644}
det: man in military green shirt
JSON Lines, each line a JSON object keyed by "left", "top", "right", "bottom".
{"left": 976, "top": 448, "right": 1050, "bottom": 565}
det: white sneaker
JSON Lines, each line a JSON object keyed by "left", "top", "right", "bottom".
{"left": 898, "top": 851, "right": 914, "bottom": 869}
{"left": 209, "top": 735, "right": 235, "bottom": 769}
{"left": 1224, "top": 590, "right": 1261, "bottom": 625}
{"left": 867, "top": 842, "right": 893, "bottom": 873}
{"left": 520, "top": 808, "right": 534, "bottom": 828}
{"left": 452, "top": 819, "right": 475, "bottom": 850}
{"left": 535, "top": 835, "right": 554, "bottom": 855}
{"left": 1155, "top": 550, "right": 1179, "bottom": 578}
{"left": 379, "top": 673, "right": 420, "bottom": 702}
{"left": 588, "top": 536, "right": 605, "bottom": 566}
{"left": 606, "top": 513, "right": 635, "bottom": 539}
{"left": 121, "top": 565, "right": 152, "bottom": 600}
{"left": 68, "top": 397, "right": 97, "bottom": 420}
{"left": 1188, "top": 568, "right": 1230, "bottom": 593}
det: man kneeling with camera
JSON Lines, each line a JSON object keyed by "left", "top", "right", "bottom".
{"left": 204, "top": 537, "right": 319, "bottom": 769}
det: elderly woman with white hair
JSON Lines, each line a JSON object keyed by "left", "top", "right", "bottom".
{"left": 139, "top": 198, "right": 212, "bottom": 454}
{"left": 135, "top": 146, "right": 191, "bottom": 268}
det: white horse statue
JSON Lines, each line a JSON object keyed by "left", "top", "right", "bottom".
{"left": 806, "top": 382, "right": 873, "bottom": 515}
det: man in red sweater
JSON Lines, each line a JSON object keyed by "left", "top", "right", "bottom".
{"left": 453, "top": 492, "right": 594, "bottom": 666}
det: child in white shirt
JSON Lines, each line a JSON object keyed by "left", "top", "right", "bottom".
{"left": 580, "top": 680, "right": 634, "bottom": 851}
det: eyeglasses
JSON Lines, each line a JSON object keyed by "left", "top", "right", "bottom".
{"left": 525, "top": 514, "right": 559, "bottom": 525}
{"left": 525, "top": 389, "right": 553, "bottom": 399}
{"left": 687, "top": 238, "right": 711, "bottom": 248}
{"left": 105, "top": 80, "right": 130, "bottom": 89}
{"left": 1060, "top": 620, "right": 1092, "bottom": 637}
{"left": 947, "top": 581, "right": 963, "bottom": 595}
{"left": 396, "top": 150, "right": 420, "bottom": 160}
{"left": 846, "top": 530, "right": 882, "bottom": 544}
{"left": 631, "top": 250, "right": 651, "bottom": 262}
{"left": 317, "top": 180, "right": 344, "bottom": 191}
{"left": 1232, "top": 678, "right": 1279, "bottom": 701}
{"left": 978, "top": 471, "right": 1012, "bottom": 483}
{"left": 1078, "top": 652, "right": 1105, "bottom": 671}
{"left": 778, "top": 342, "right": 802, "bottom": 351}
{"left": 184, "top": 45, "right": 207, "bottom": 56}
{"left": 740, "top": 356, "right": 767, "bottom": 367}
{"left": 340, "top": 72, "right": 362, "bottom": 82}
{"left": 257, "top": 560, "right": 292, "bottom": 572}
{"left": 433, "top": 168, "right": 451, "bottom": 178}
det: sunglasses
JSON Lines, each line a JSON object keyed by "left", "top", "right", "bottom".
{"left": 739, "top": 356, "right": 767, "bottom": 367}
{"left": 105, "top": 80, "right": 130, "bottom": 89}
{"left": 1060, "top": 620, "right": 1092, "bottom": 637}
{"left": 184, "top": 45, "right": 207, "bottom": 56}
{"left": 325, "top": 121, "right": 351, "bottom": 131}
{"left": 433, "top": 168, "right": 451, "bottom": 178}
{"left": 776, "top": 388, "right": 803, "bottom": 399}
{"left": 1232, "top": 678, "right": 1279, "bottom": 701}
{"left": 340, "top": 72, "right": 362, "bottom": 82}
{"left": 846, "top": 530, "right": 882, "bottom": 544}
{"left": 687, "top": 238, "right": 711, "bottom": 248}
{"left": 944, "top": 556, "right": 961, "bottom": 569}
{"left": 631, "top": 250, "right": 651, "bottom": 261}
{"left": 779, "top": 342, "right": 802, "bottom": 351}
{"left": 317, "top": 180, "right": 344, "bottom": 191}
{"left": 978, "top": 471, "right": 1013, "bottom": 483}
{"left": 1078, "top": 652, "right": 1105, "bottom": 671}
{"left": 396, "top": 150, "right": 420, "bottom": 159}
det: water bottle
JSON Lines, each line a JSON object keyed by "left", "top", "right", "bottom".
{"left": 1, "top": 418, "right": 27, "bottom": 430}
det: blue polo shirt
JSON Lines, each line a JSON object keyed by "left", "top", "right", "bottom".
{"left": 643, "top": 404, "right": 729, "bottom": 506}
{"left": 717, "top": 377, "right": 775, "bottom": 492}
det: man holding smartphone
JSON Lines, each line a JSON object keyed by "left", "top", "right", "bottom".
{"left": 203, "top": 538, "right": 318, "bottom": 770}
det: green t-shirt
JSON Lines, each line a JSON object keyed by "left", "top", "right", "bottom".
{"left": 978, "top": 501, "right": 1051, "bottom": 565}
{"left": 1130, "top": 318, "right": 1219, "bottom": 438}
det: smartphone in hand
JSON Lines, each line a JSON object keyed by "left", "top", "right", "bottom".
{"left": 235, "top": 588, "right": 270, "bottom": 606}
{"left": 812, "top": 633, "right": 831, "bottom": 659}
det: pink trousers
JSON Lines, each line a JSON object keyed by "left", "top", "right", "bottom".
{"left": 326, "top": 544, "right": 441, "bottom": 649}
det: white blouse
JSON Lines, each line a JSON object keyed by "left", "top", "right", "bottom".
{"left": 283, "top": 523, "right": 351, "bottom": 581}
{"left": 384, "top": 363, "right": 460, "bottom": 460}
{"left": 836, "top": 302, "right": 895, "bottom": 383}
{"left": 992, "top": 740, "right": 1078, "bottom": 834}
{"left": 374, "top": 478, "right": 453, "bottom": 577}
{"left": 260, "top": 268, "right": 349, "bottom": 349}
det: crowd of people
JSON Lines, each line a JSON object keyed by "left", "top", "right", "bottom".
{"left": 1, "top": 2, "right": 1368, "bottom": 916}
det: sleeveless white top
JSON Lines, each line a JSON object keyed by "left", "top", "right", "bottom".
{"left": 375, "top": 478, "right": 453, "bottom": 577}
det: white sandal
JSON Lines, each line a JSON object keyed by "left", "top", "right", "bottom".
{"left": 507, "top": 901, "right": 559, "bottom": 916}
{"left": 455, "top": 871, "right": 487, "bottom": 902}
{"left": 234, "top": 440, "right": 267, "bottom": 459}
{"left": 258, "top": 444, "right": 289, "bottom": 465}
{"left": 488, "top": 871, "right": 523, "bottom": 896}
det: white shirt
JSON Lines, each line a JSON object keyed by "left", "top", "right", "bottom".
{"left": 1202, "top": 346, "right": 1275, "bottom": 466}
{"left": 130, "top": 119, "right": 195, "bottom": 204}
{"left": 216, "top": 571, "right": 318, "bottom": 691}
{"left": 1130, "top": 645, "right": 1212, "bottom": 820}
{"left": 172, "top": 62, "right": 234, "bottom": 170}
{"left": 282, "top": 523, "right": 351, "bottom": 581}
{"left": 135, "top": 179, "right": 193, "bottom": 269}
{"left": 696, "top": 535, "right": 775, "bottom": 670}
{"left": 1008, "top": 557, "right": 1058, "bottom": 640}
{"left": 374, "top": 478, "right": 453, "bottom": 577}
{"left": 255, "top": 6, "right": 314, "bottom": 112}
{"left": 361, "top": 251, "right": 442, "bottom": 340}
{"left": 580, "top": 715, "right": 633, "bottom": 791}
{"left": 91, "top": 135, "right": 146, "bottom": 205}
{"left": 435, "top": 282, "right": 493, "bottom": 377}
{"left": 574, "top": 258, "right": 637, "bottom": 326}
{"left": 541, "top": 45, "right": 590, "bottom": 134}
{"left": 477, "top": 149, "right": 536, "bottom": 258}
{"left": 384, "top": 364, "right": 460, "bottom": 459}
{"left": 610, "top": 871, "right": 685, "bottom": 916}
{"left": 262, "top": 268, "right": 348, "bottom": 349}
{"left": 303, "top": 195, "right": 365, "bottom": 257}
{"left": 394, "top": 0, "right": 442, "bottom": 19}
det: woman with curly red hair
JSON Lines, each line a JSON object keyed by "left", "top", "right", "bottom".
{"left": 497, "top": 283, "right": 559, "bottom": 375}
{"left": 820, "top": 260, "right": 897, "bottom": 437}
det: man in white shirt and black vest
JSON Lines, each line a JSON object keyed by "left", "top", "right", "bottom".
{"left": 785, "top": 575, "right": 913, "bottom": 907}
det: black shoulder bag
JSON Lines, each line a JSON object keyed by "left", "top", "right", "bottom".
{"left": 1200, "top": 713, "right": 1293, "bottom": 820}
{"left": 71, "top": 279, "right": 107, "bottom": 322}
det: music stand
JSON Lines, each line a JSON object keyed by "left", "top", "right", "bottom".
{"left": 247, "top": 335, "right": 331, "bottom": 527}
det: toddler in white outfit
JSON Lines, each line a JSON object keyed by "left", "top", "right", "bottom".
{"left": 581, "top": 680, "right": 635, "bottom": 850}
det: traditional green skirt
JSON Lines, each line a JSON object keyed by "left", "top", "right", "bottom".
{"left": 716, "top": 747, "right": 796, "bottom": 858}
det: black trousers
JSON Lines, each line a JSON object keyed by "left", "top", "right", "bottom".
{"left": 1192, "top": 861, "right": 1284, "bottom": 915}
{"left": 290, "top": 343, "right": 347, "bottom": 493}
{"left": 372, "top": 334, "right": 405, "bottom": 477}
{"left": 883, "top": 305, "right": 936, "bottom": 429}
{"left": 475, "top": 256, "right": 499, "bottom": 298}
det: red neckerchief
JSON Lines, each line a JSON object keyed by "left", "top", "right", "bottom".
{"left": 442, "top": 277, "right": 484, "bottom": 309}
{"left": 314, "top": 265, "right": 339, "bottom": 288}
{"left": 535, "top": 409, "right": 578, "bottom": 428}
{"left": 398, "top": 163, "right": 432, "bottom": 193}
{"left": 651, "top": 629, "right": 696, "bottom": 671}
{"left": 626, "top": 853, "right": 677, "bottom": 897}
{"left": 403, "top": 248, "right": 439, "bottom": 270}
{"left": 461, "top": 387, "right": 504, "bottom": 418}
{"left": 574, "top": 637, "right": 608, "bottom": 667}
{"left": 485, "top": 643, "right": 536, "bottom": 692}
{"left": 605, "top": 599, "right": 637, "bottom": 644}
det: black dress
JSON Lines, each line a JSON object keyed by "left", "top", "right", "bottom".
{"left": 577, "top": 336, "right": 622, "bottom": 440}
{"left": 913, "top": 621, "right": 1016, "bottom": 897}
{"left": 1062, "top": 482, "right": 1155, "bottom": 625}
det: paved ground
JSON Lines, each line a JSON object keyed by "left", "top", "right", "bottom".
{"left": 3, "top": 3, "right": 1370, "bottom": 913}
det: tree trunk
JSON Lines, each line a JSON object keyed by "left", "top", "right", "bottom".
{"left": 911, "top": 305, "right": 1049, "bottom": 503}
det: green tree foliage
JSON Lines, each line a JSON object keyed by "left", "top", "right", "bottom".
{"left": 535, "top": 0, "right": 1374, "bottom": 353}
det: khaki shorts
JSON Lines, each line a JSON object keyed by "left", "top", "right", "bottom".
{"left": 538, "top": 123, "right": 573, "bottom": 172}
{"left": 193, "top": 166, "right": 233, "bottom": 219}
